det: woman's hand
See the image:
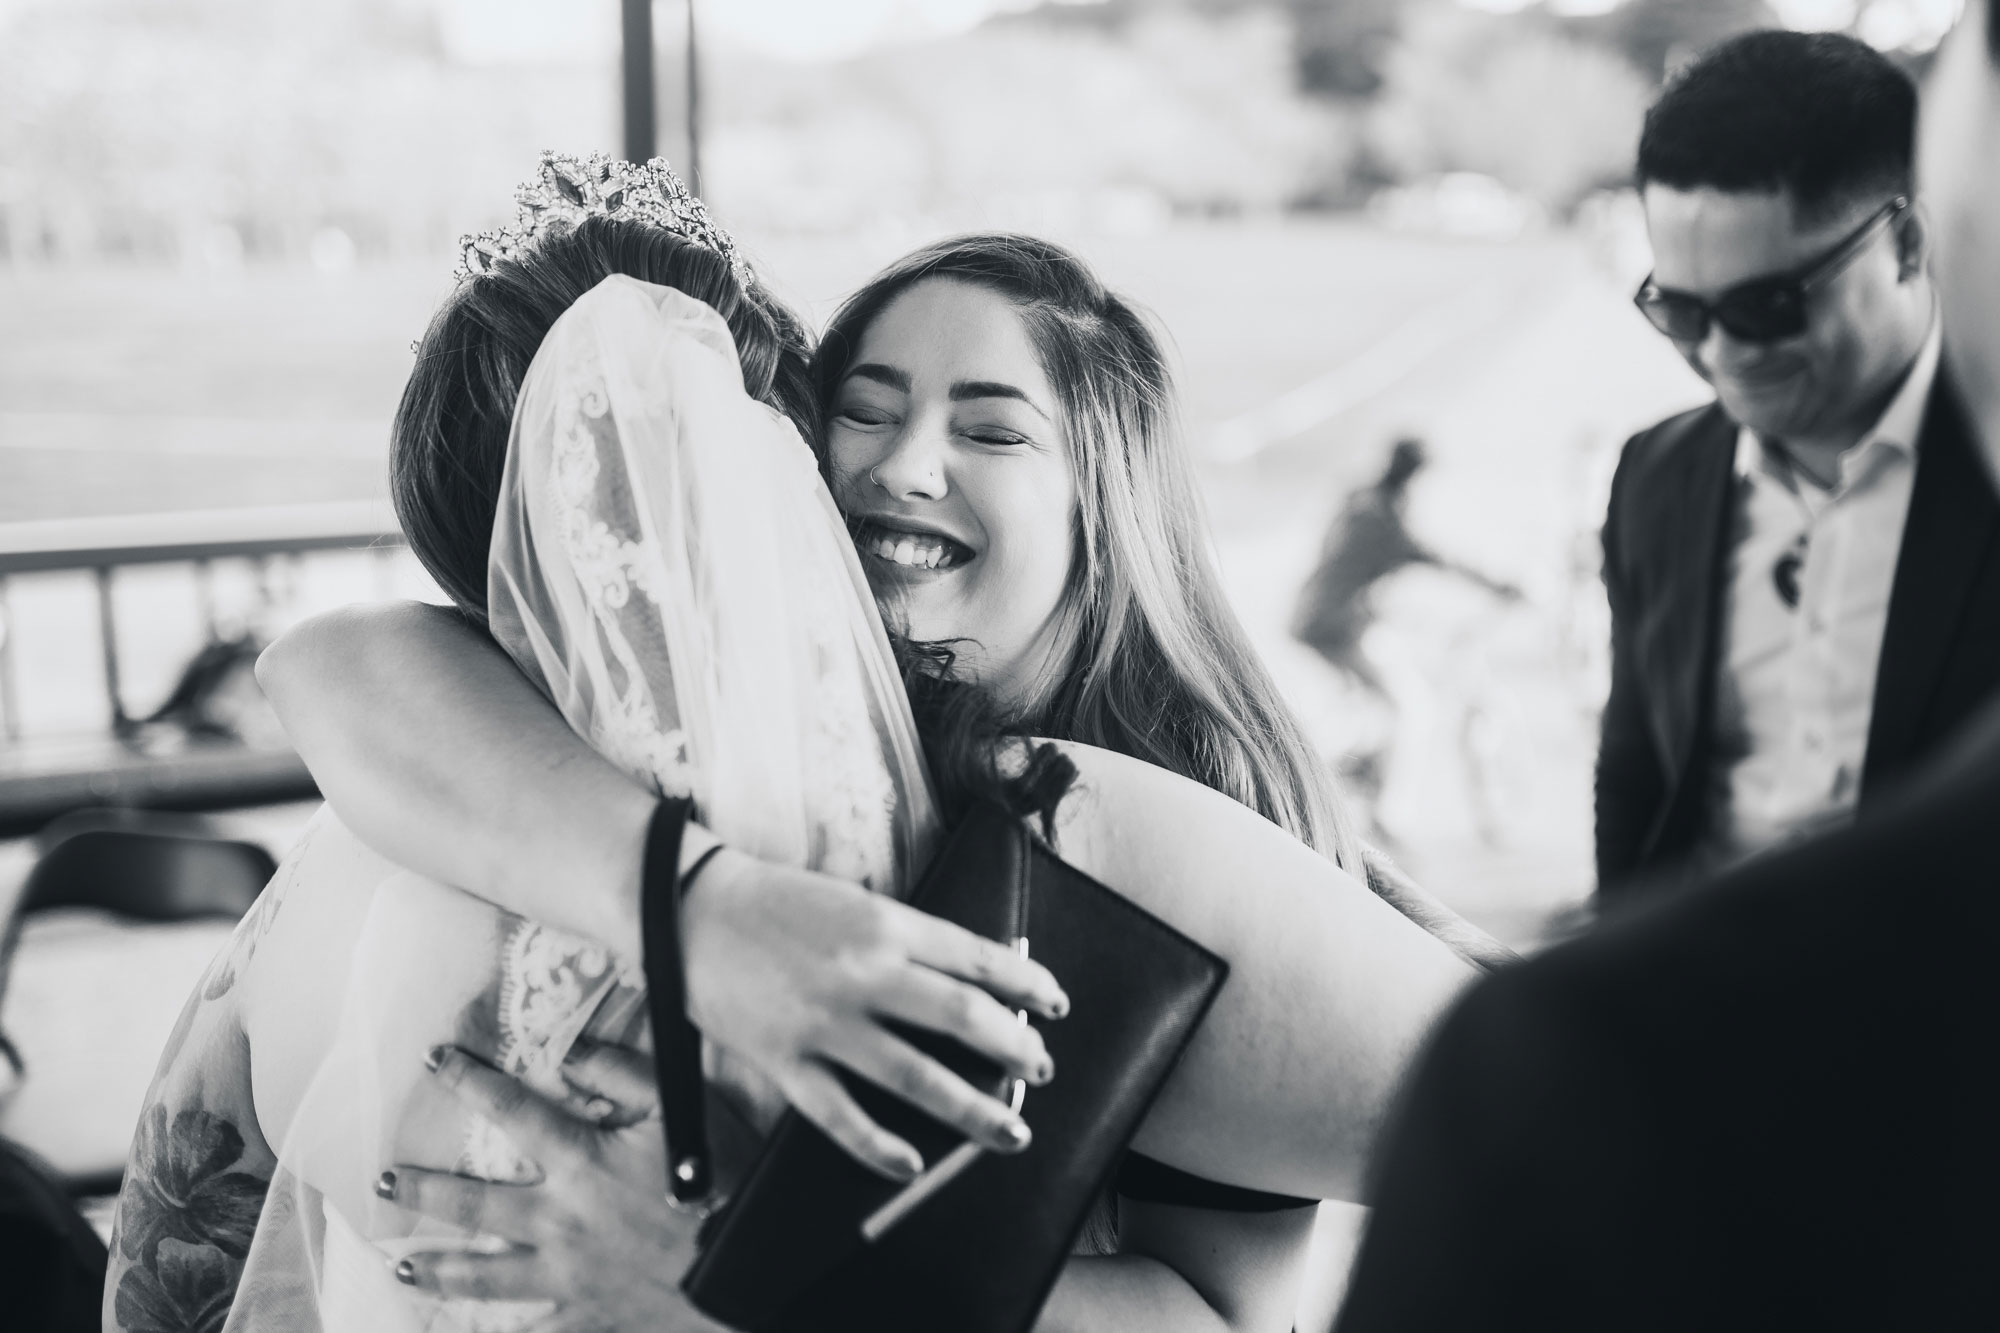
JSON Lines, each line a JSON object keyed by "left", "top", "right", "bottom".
{"left": 261, "top": 603, "right": 1067, "bottom": 1177}
{"left": 684, "top": 848, "right": 1067, "bottom": 1179}
{"left": 383, "top": 1045, "right": 722, "bottom": 1332}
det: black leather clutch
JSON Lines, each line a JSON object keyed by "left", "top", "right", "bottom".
{"left": 681, "top": 802, "right": 1229, "bottom": 1333}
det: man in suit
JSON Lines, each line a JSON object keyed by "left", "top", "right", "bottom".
{"left": 1596, "top": 30, "right": 2000, "bottom": 900}
{"left": 1336, "top": 16, "right": 2000, "bottom": 1330}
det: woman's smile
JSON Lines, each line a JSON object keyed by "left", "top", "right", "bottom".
{"left": 849, "top": 514, "right": 977, "bottom": 573}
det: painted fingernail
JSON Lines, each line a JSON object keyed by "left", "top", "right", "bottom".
{"left": 892, "top": 1149, "right": 924, "bottom": 1180}
{"left": 1033, "top": 1056, "right": 1054, "bottom": 1085}
{"left": 393, "top": 1259, "right": 417, "bottom": 1286}
{"left": 374, "top": 1171, "right": 397, "bottom": 1200}
{"left": 1048, "top": 993, "right": 1070, "bottom": 1019}
{"left": 584, "top": 1096, "right": 615, "bottom": 1120}
{"left": 998, "top": 1118, "right": 1032, "bottom": 1151}
{"left": 424, "top": 1045, "right": 449, "bottom": 1073}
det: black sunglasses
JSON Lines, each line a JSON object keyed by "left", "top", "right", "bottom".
{"left": 1633, "top": 196, "right": 1910, "bottom": 345}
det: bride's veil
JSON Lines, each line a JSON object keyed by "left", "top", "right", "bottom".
{"left": 488, "top": 273, "right": 937, "bottom": 882}
{"left": 226, "top": 274, "right": 939, "bottom": 1331}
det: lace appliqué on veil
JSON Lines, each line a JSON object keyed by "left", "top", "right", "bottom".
{"left": 549, "top": 367, "right": 694, "bottom": 799}
{"left": 535, "top": 328, "right": 901, "bottom": 889}
{"left": 797, "top": 541, "right": 899, "bottom": 890}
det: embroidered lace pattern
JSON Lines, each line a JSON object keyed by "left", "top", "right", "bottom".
{"left": 548, "top": 360, "right": 696, "bottom": 798}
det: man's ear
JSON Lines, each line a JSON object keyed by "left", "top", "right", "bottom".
{"left": 1895, "top": 204, "right": 1932, "bottom": 281}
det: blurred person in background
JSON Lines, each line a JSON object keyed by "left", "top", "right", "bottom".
{"left": 1595, "top": 30, "right": 2000, "bottom": 903}
{"left": 1291, "top": 437, "right": 1522, "bottom": 830}
{"left": 1292, "top": 437, "right": 1523, "bottom": 711}
{"left": 1334, "top": 15, "right": 2000, "bottom": 1329}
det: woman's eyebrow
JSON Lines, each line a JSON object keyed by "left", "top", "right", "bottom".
{"left": 951, "top": 380, "right": 1050, "bottom": 420}
{"left": 845, "top": 362, "right": 910, "bottom": 392}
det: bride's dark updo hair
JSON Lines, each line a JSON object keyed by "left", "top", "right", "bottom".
{"left": 392, "top": 213, "right": 1069, "bottom": 832}
{"left": 393, "top": 215, "right": 816, "bottom": 622}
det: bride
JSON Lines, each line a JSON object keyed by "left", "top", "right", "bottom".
{"left": 108, "top": 155, "right": 1478, "bottom": 1332}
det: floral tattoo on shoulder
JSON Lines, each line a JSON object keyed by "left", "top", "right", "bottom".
{"left": 111, "top": 1103, "right": 270, "bottom": 1333}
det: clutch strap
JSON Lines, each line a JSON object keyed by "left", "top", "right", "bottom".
{"left": 639, "top": 797, "right": 714, "bottom": 1209}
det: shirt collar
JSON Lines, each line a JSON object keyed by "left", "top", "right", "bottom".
{"left": 1734, "top": 318, "right": 1944, "bottom": 483}
{"left": 1860, "top": 318, "right": 1943, "bottom": 460}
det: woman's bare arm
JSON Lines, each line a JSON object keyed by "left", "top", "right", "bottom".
{"left": 260, "top": 605, "right": 1471, "bottom": 1201}
{"left": 1048, "top": 742, "right": 1477, "bottom": 1202}
{"left": 257, "top": 601, "right": 656, "bottom": 947}
{"left": 256, "top": 601, "right": 1065, "bottom": 1178}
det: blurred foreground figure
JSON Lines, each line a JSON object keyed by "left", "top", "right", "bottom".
{"left": 0, "top": 1136, "right": 104, "bottom": 1332}
{"left": 1597, "top": 31, "right": 2000, "bottom": 901}
{"left": 1337, "top": 19, "right": 2000, "bottom": 1330}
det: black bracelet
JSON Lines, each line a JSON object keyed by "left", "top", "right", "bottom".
{"left": 639, "top": 797, "right": 714, "bottom": 1210}
{"left": 682, "top": 842, "right": 726, "bottom": 894}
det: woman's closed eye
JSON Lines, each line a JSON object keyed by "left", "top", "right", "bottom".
{"left": 834, "top": 401, "right": 899, "bottom": 429}
{"left": 961, "top": 423, "right": 1031, "bottom": 448}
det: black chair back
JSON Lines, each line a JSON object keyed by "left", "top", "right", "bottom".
{"left": 17, "top": 830, "right": 274, "bottom": 922}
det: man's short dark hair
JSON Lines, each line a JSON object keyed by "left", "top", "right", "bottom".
{"left": 1637, "top": 30, "right": 1916, "bottom": 223}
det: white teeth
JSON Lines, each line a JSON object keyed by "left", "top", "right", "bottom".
{"left": 861, "top": 523, "right": 956, "bottom": 570}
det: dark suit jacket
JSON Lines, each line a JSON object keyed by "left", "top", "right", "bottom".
{"left": 1595, "top": 374, "right": 2000, "bottom": 897}
{"left": 1336, "top": 696, "right": 2000, "bottom": 1331}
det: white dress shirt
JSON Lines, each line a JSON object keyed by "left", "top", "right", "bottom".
{"left": 1702, "top": 324, "right": 1943, "bottom": 865}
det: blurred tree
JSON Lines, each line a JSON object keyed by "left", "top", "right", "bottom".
{"left": 1558, "top": 0, "right": 1779, "bottom": 82}
{"left": 706, "top": 7, "right": 1343, "bottom": 227}
{"left": 1005, "top": 0, "right": 1408, "bottom": 101}
{"left": 1367, "top": 5, "right": 1650, "bottom": 211}
{"left": 1289, "top": 0, "right": 1404, "bottom": 99}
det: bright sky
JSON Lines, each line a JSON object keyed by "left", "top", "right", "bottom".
{"left": 1458, "top": 0, "right": 1623, "bottom": 14}
{"left": 1457, "top": 0, "right": 1963, "bottom": 50}
{"left": 704, "top": 0, "right": 1055, "bottom": 62}
{"left": 437, "top": 0, "right": 1083, "bottom": 65}
{"left": 432, "top": 0, "right": 1961, "bottom": 66}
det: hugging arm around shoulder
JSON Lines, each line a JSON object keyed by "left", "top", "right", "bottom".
{"left": 259, "top": 600, "right": 1473, "bottom": 1329}
{"left": 262, "top": 604, "right": 1474, "bottom": 1199}
{"left": 1046, "top": 741, "right": 1475, "bottom": 1203}
{"left": 257, "top": 600, "right": 655, "bottom": 947}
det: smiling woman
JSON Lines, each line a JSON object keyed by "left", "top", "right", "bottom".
{"left": 828, "top": 277, "right": 1080, "bottom": 706}
{"left": 813, "top": 233, "right": 1366, "bottom": 870}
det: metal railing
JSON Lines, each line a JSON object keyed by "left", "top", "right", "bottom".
{"left": 0, "top": 500, "right": 405, "bottom": 831}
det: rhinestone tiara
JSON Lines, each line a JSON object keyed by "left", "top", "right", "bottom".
{"left": 455, "top": 150, "right": 748, "bottom": 285}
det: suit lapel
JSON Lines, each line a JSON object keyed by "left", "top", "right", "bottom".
{"left": 1640, "top": 406, "right": 1738, "bottom": 793}
{"left": 1865, "top": 374, "right": 2000, "bottom": 782}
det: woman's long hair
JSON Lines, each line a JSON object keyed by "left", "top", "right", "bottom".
{"left": 815, "top": 234, "right": 1363, "bottom": 870}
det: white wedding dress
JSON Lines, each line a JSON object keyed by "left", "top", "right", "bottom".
{"left": 221, "top": 276, "right": 941, "bottom": 1330}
